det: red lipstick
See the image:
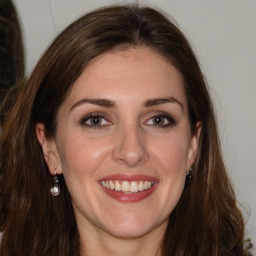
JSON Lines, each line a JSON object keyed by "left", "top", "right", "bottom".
{"left": 99, "top": 174, "right": 159, "bottom": 203}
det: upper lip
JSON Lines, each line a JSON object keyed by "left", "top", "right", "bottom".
{"left": 99, "top": 173, "right": 159, "bottom": 182}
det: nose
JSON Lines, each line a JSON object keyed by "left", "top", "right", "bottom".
{"left": 112, "top": 124, "right": 149, "bottom": 168}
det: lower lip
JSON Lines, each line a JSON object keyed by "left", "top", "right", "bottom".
{"left": 101, "top": 183, "right": 158, "bottom": 203}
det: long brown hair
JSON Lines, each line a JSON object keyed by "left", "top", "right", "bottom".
{"left": 0, "top": 4, "right": 252, "bottom": 255}
{"left": 0, "top": 0, "right": 24, "bottom": 104}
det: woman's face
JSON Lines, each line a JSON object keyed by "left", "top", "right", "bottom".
{"left": 37, "top": 47, "right": 200, "bottom": 239}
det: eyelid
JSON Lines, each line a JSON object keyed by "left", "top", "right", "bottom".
{"left": 79, "top": 112, "right": 112, "bottom": 128}
{"left": 144, "top": 112, "right": 176, "bottom": 127}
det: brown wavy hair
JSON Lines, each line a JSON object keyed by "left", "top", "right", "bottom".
{"left": 0, "top": 4, "right": 252, "bottom": 256}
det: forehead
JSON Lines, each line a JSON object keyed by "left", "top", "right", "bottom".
{"left": 62, "top": 47, "right": 187, "bottom": 109}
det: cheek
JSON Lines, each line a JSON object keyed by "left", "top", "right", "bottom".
{"left": 57, "top": 133, "right": 112, "bottom": 177}
{"left": 151, "top": 133, "right": 190, "bottom": 172}
{"left": 56, "top": 134, "right": 113, "bottom": 213}
{"left": 146, "top": 135, "right": 190, "bottom": 219}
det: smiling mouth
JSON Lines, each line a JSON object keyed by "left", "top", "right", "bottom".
{"left": 100, "top": 180, "right": 155, "bottom": 193}
{"left": 99, "top": 174, "right": 158, "bottom": 202}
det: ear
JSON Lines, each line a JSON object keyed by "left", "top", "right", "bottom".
{"left": 36, "top": 123, "right": 62, "bottom": 175}
{"left": 187, "top": 122, "right": 202, "bottom": 170}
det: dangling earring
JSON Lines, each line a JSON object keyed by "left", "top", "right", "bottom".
{"left": 186, "top": 167, "right": 192, "bottom": 184}
{"left": 50, "top": 168, "right": 60, "bottom": 196}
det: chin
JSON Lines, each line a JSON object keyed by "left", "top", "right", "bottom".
{"left": 101, "top": 215, "right": 164, "bottom": 239}
{"left": 107, "top": 225, "right": 153, "bottom": 239}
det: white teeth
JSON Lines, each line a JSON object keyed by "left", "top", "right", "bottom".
{"left": 121, "top": 181, "right": 129, "bottom": 192}
{"left": 138, "top": 181, "right": 144, "bottom": 191}
{"left": 101, "top": 180, "right": 155, "bottom": 193}
{"left": 130, "top": 181, "right": 138, "bottom": 192}
{"left": 109, "top": 180, "right": 115, "bottom": 190}
{"left": 115, "top": 180, "right": 121, "bottom": 191}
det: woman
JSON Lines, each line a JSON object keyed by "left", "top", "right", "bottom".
{"left": 0, "top": 4, "right": 252, "bottom": 256}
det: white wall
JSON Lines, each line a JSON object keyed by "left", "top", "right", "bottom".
{"left": 13, "top": 0, "right": 256, "bottom": 249}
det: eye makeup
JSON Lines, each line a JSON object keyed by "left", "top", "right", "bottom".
{"left": 79, "top": 110, "right": 177, "bottom": 130}
{"left": 80, "top": 113, "right": 112, "bottom": 129}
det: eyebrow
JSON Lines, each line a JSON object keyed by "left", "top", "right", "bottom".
{"left": 144, "top": 97, "right": 184, "bottom": 111}
{"left": 70, "top": 98, "right": 116, "bottom": 111}
{"left": 70, "top": 97, "right": 183, "bottom": 112}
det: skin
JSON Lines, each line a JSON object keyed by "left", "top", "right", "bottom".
{"left": 36, "top": 47, "right": 201, "bottom": 256}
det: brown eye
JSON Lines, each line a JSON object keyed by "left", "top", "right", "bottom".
{"left": 89, "top": 116, "right": 103, "bottom": 126}
{"left": 146, "top": 114, "right": 176, "bottom": 128}
{"left": 80, "top": 114, "right": 110, "bottom": 128}
{"left": 153, "top": 116, "right": 166, "bottom": 126}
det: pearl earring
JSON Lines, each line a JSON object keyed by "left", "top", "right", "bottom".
{"left": 50, "top": 168, "right": 60, "bottom": 196}
{"left": 186, "top": 167, "right": 192, "bottom": 184}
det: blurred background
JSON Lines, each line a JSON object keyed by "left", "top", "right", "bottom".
{"left": 3, "top": 0, "right": 256, "bottom": 250}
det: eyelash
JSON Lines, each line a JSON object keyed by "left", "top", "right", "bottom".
{"left": 80, "top": 113, "right": 110, "bottom": 129}
{"left": 80, "top": 113, "right": 176, "bottom": 129}
{"left": 146, "top": 113, "right": 176, "bottom": 128}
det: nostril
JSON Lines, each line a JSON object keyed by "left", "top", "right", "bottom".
{"left": 112, "top": 132, "right": 149, "bottom": 167}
